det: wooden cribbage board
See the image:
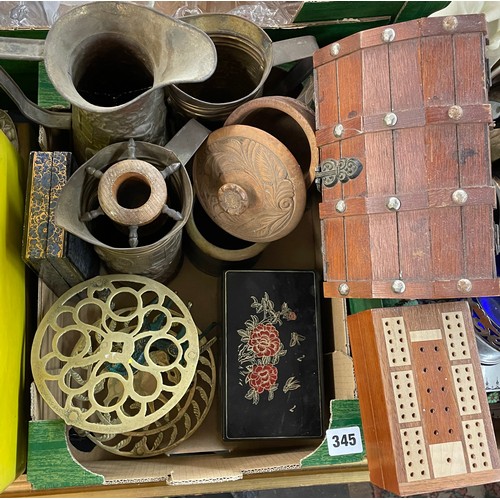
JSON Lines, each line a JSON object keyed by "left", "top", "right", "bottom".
{"left": 313, "top": 14, "right": 498, "bottom": 299}
{"left": 348, "top": 301, "right": 500, "bottom": 496}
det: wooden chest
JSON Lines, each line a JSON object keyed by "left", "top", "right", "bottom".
{"left": 348, "top": 301, "right": 500, "bottom": 496}
{"left": 313, "top": 14, "right": 498, "bottom": 299}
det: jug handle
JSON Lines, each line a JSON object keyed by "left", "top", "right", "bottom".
{"left": 166, "top": 119, "right": 211, "bottom": 168}
{"left": 0, "top": 65, "right": 71, "bottom": 129}
{"left": 0, "top": 36, "right": 45, "bottom": 61}
{"left": 271, "top": 35, "right": 318, "bottom": 67}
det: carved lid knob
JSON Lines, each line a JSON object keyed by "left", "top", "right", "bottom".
{"left": 218, "top": 183, "right": 249, "bottom": 215}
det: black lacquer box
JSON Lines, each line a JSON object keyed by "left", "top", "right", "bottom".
{"left": 222, "top": 270, "right": 324, "bottom": 440}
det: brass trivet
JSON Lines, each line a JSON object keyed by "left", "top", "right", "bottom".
{"left": 31, "top": 275, "right": 199, "bottom": 434}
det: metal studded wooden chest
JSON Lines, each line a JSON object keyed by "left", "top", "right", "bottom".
{"left": 313, "top": 14, "right": 498, "bottom": 299}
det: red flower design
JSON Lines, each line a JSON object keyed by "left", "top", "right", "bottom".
{"left": 249, "top": 323, "right": 281, "bottom": 357}
{"left": 247, "top": 364, "right": 278, "bottom": 394}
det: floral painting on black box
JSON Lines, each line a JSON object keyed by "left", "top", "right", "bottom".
{"left": 222, "top": 270, "right": 324, "bottom": 440}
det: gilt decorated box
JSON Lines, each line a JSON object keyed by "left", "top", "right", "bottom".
{"left": 222, "top": 270, "right": 324, "bottom": 440}
{"left": 23, "top": 151, "right": 99, "bottom": 295}
{"left": 314, "top": 14, "right": 499, "bottom": 300}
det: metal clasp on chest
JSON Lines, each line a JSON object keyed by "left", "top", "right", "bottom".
{"left": 315, "top": 157, "right": 363, "bottom": 191}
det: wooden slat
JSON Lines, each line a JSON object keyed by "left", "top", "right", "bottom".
{"left": 462, "top": 204, "right": 495, "bottom": 279}
{"left": 457, "top": 124, "right": 491, "bottom": 187}
{"left": 420, "top": 14, "right": 487, "bottom": 37}
{"left": 323, "top": 280, "right": 373, "bottom": 298}
{"left": 321, "top": 218, "right": 346, "bottom": 282}
{"left": 337, "top": 51, "right": 362, "bottom": 124}
{"left": 425, "top": 124, "right": 458, "bottom": 190}
{"left": 389, "top": 38, "right": 423, "bottom": 112}
{"left": 369, "top": 213, "right": 399, "bottom": 280}
{"left": 345, "top": 215, "right": 372, "bottom": 281}
{"left": 429, "top": 207, "right": 464, "bottom": 279}
{"left": 393, "top": 128, "right": 426, "bottom": 196}
{"left": 363, "top": 109, "right": 425, "bottom": 132}
{"left": 433, "top": 279, "right": 500, "bottom": 298}
{"left": 421, "top": 36, "right": 454, "bottom": 106}
{"left": 425, "top": 105, "right": 491, "bottom": 125}
{"left": 362, "top": 45, "right": 390, "bottom": 117}
{"left": 398, "top": 210, "right": 432, "bottom": 281}
{"left": 314, "top": 63, "right": 338, "bottom": 131}
{"left": 364, "top": 130, "right": 394, "bottom": 195}
{"left": 453, "top": 32, "right": 487, "bottom": 105}
{"left": 315, "top": 115, "right": 363, "bottom": 147}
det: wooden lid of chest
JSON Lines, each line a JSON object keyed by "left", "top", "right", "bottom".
{"left": 313, "top": 14, "right": 499, "bottom": 299}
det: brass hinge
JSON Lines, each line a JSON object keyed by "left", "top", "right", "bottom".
{"left": 315, "top": 157, "right": 363, "bottom": 192}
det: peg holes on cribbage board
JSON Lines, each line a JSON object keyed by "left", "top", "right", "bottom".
{"left": 462, "top": 419, "right": 492, "bottom": 472}
{"left": 380, "top": 306, "right": 496, "bottom": 485}
{"left": 452, "top": 364, "right": 480, "bottom": 416}
{"left": 382, "top": 316, "right": 411, "bottom": 367}
{"left": 391, "top": 371, "right": 420, "bottom": 423}
{"left": 442, "top": 311, "right": 471, "bottom": 360}
{"left": 400, "top": 427, "right": 431, "bottom": 481}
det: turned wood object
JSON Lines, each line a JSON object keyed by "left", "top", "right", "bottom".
{"left": 193, "top": 124, "right": 306, "bottom": 243}
{"left": 98, "top": 159, "right": 167, "bottom": 227}
{"left": 225, "top": 96, "right": 319, "bottom": 187}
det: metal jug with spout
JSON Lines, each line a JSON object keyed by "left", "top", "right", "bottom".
{"left": 167, "top": 13, "right": 318, "bottom": 122}
{"left": 0, "top": 1, "right": 217, "bottom": 162}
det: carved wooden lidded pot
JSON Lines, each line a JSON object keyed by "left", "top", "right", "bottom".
{"left": 225, "top": 96, "right": 318, "bottom": 188}
{"left": 193, "top": 124, "right": 307, "bottom": 243}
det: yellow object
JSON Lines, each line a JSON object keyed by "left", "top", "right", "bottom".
{"left": 0, "top": 130, "right": 27, "bottom": 492}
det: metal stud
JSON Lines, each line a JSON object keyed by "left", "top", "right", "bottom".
{"left": 392, "top": 280, "right": 406, "bottom": 294}
{"left": 336, "top": 200, "right": 347, "bottom": 213}
{"left": 384, "top": 112, "right": 398, "bottom": 127}
{"left": 331, "top": 43, "right": 340, "bottom": 56}
{"left": 457, "top": 278, "right": 472, "bottom": 293}
{"left": 382, "top": 28, "right": 396, "bottom": 43}
{"left": 386, "top": 196, "right": 401, "bottom": 211}
{"left": 452, "top": 189, "right": 468, "bottom": 205}
{"left": 333, "top": 123, "right": 344, "bottom": 138}
{"left": 443, "top": 16, "right": 458, "bottom": 31}
{"left": 448, "top": 105, "right": 463, "bottom": 121}
{"left": 338, "top": 283, "right": 350, "bottom": 296}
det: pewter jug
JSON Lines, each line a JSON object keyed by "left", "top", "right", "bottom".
{"left": 0, "top": 1, "right": 217, "bottom": 161}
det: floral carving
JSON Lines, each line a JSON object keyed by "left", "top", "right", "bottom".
{"left": 237, "top": 292, "right": 304, "bottom": 405}
{"left": 194, "top": 134, "right": 305, "bottom": 242}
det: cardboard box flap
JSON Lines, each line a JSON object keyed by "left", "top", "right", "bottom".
{"left": 166, "top": 448, "right": 310, "bottom": 485}
{"left": 79, "top": 458, "right": 171, "bottom": 485}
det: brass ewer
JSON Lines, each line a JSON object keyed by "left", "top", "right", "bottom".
{"left": 0, "top": 1, "right": 217, "bottom": 161}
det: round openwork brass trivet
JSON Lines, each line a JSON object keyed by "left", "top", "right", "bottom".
{"left": 83, "top": 339, "right": 216, "bottom": 457}
{"left": 31, "top": 275, "right": 199, "bottom": 434}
